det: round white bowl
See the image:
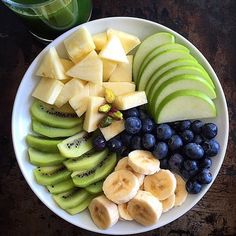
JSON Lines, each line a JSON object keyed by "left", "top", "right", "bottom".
{"left": 12, "top": 17, "right": 229, "bottom": 235}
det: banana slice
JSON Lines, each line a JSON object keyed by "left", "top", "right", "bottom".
{"left": 127, "top": 190, "right": 163, "bottom": 226}
{"left": 103, "top": 169, "right": 139, "bottom": 204}
{"left": 144, "top": 169, "right": 176, "bottom": 200}
{"left": 118, "top": 203, "right": 133, "bottom": 221}
{"left": 88, "top": 195, "right": 119, "bottom": 229}
{"left": 139, "top": 182, "right": 144, "bottom": 190}
{"left": 128, "top": 150, "right": 160, "bottom": 175}
{"left": 161, "top": 194, "right": 175, "bottom": 213}
{"left": 174, "top": 174, "right": 188, "bottom": 206}
{"left": 115, "top": 157, "right": 145, "bottom": 186}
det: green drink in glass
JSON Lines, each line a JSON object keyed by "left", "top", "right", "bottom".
{"left": 2, "top": 0, "right": 92, "bottom": 43}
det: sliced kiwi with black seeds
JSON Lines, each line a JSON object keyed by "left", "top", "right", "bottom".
{"left": 26, "top": 135, "right": 63, "bottom": 152}
{"left": 30, "top": 100, "right": 83, "bottom": 128}
{"left": 85, "top": 180, "right": 103, "bottom": 194}
{"left": 32, "top": 119, "right": 83, "bottom": 138}
{"left": 28, "top": 147, "right": 66, "bottom": 166}
{"left": 34, "top": 166, "right": 71, "bottom": 186}
{"left": 64, "top": 149, "right": 109, "bottom": 171}
{"left": 47, "top": 179, "right": 75, "bottom": 194}
{"left": 52, "top": 189, "right": 89, "bottom": 209}
{"left": 57, "top": 131, "right": 93, "bottom": 158}
{"left": 71, "top": 152, "right": 117, "bottom": 187}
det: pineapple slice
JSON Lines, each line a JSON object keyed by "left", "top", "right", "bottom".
{"left": 66, "top": 51, "right": 103, "bottom": 85}
{"left": 88, "top": 82, "right": 105, "bottom": 97}
{"left": 36, "top": 47, "right": 68, "bottom": 81}
{"left": 107, "top": 28, "right": 141, "bottom": 54}
{"left": 64, "top": 27, "right": 95, "bottom": 63}
{"left": 100, "top": 120, "right": 125, "bottom": 140}
{"left": 113, "top": 91, "right": 148, "bottom": 110}
{"left": 83, "top": 96, "right": 106, "bottom": 132}
{"left": 54, "top": 78, "right": 85, "bottom": 108}
{"left": 99, "top": 35, "right": 128, "bottom": 63}
{"left": 75, "top": 97, "right": 89, "bottom": 117}
{"left": 102, "top": 82, "right": 135, "bottom": 96}
{"left": 92, "top": 32, "right": 107, "bottom": 51}
{"left": 102, "top": 59, "right": 117, "bottom": 81}
{"left": 32, "top": 77, "right": 64, "bottom": 105}
{"left": 60, "top": 58, "right": 74, "bottom": 71}
{"left": 109, "top": 55, "right": 133, "bottom": 82}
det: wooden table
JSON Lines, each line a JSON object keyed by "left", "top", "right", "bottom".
{"left": 0, "top": 0, "right": 236, "bottom": 235}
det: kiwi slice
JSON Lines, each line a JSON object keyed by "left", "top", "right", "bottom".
{"left": 52, "top": 189, "right": 89, "bottom": 209}
{"left": 71, "top": 152, "right": 117, "bottom": 187}
{"left": 34, "top": 166, "right": 71, "bottom": 186}
{"left": 28, "top": 147, "right": 66, "bottom": 166}
{"left": 30, "top": 100, "right": 83, "bottom": 128}
{"left": 65, "top": 195, "right": 94, "bottom": 215}
{"left": 32, "top": 119, "right": 83, "bottom": 138}
{"left": 47, "top": 179, "right": 75, "bottom": 194}
{"left": 26, "top": 135, "right": 63, "bottom": 152}
{"left": 57, "top": 131, "right": 93, "bottom": 158}
{"left": 85, "top": 180, "right": 103, "bottom": 194}
{"left": 64, "top": 149, "right": 109, "bottom": 171}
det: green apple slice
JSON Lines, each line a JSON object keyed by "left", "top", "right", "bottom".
{"left": 149, "top": 74, "right": 216, "bottom": 117}
{"left": 133, "top": 32, "right": 175, "bottom": 81}
{"left": 155, "top": 90, "right": 216, "bottom": 124}
{"left": 138, "top": 50, "right": 196, "bottom": 91}
{"left": 147, "top": 65, "right": 215, "bottom": 103}
{"left": 137, "top": 43, "right": 189, "bottom": 83}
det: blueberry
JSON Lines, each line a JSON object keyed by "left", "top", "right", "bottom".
{"left": 178, "top": 120, "right": 191, "bottom": 131}
{"left": 180, "top": 130, "right": 194, "bottom": 144}
{"left": 184, "top": 143, "right": 204, "bottom": 159}
{"left": 201, "top": 123, "right": 218, "bottom": 139}
{"left": 120, "top": 132, "right": 132, "bottom": 146}
{"left": 169, "top": 121, "right": 180, "bottom": 131}
{"left": 186, "top": 180, "right": 202, "bottom": 194}
{"left": 156, "top": 124, "right": 173, "bottom": 140}
{"left": 181, "top": 167, "right": 199, "bottom": 180}
{"left": 107, "top": 138, "right": 123, "bottom": 152}
{"left": 152, "top": 142, "right": 168, "bottom": 160}
{"left": 192, "top": 134, "right": 204, "bottom": 145}
{"left": 130, "top": 135, "right": 142, "bottom": 150}
{"left": 139, "top": 109, "right": 149, "bottom": 120}
{"left": 121, "top": 148, "right": 130, "bottom": 157}
{"left": 202, "top": 139, "right": 220, "bottom": 157}
{"left": 123, "top": 108, "right": 139, "bottom": 119}
{"left": 142, "top": 133, "right": 156, "bottom": 150}
{"left": 160, "top": 158, "right": 169, "bottom": 169}
{"left": 168, "top": 153, "right": 184, "bottom": 172}
{"left": 125, "top": 117, "right": 142, "bottom": 134}
{"left": 191, "top": 120, "right": 204, "bottom": 134}
{"left": 168, "top": 135, "right": 183, "bottom": 151}
{"left": 142, "top": 118, "right": 154, "bottom": 133}
{"left": 195, "top": 169, "right": 213, "bottom": 184}
{"left": 93, "top": 135, "right": 106, "bottom": 151}
{"left": 199, "top": 157, "right": 212, "bottom": 169}
{"left": 183, "top": 159, "right": 198, "bottom": 171}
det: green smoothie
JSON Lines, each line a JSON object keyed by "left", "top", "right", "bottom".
{"left": 6, "top": 0, "right": 92, "bottom": 41}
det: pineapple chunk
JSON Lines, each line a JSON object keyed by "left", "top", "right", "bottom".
{"left": 64, "top": 27, "right": 95, "bottom": 63}
{"left": 102, "top": 82, "right": 135, "bottom": 96}
{"left": 75, "top": 97, "right": 89, "bottom": 117}
{"left": 60, "top": 58, "right": 74, "bottom": 72}
{"left": 100, "top": 120, "right": 125, "bottom": 140}
{"left": 83, "top": 96, "right": 106, "bottom": 132}
{"left": 99, "top": 35, "right": 128, "bottom": 63}
{"left": 92, "top": 32, "right": 107, "bottom": 51}
{"left": 36, "top": 47, "right": 68, "bottom": 80}
{"left": 107, "top": 28, "right": 141, "bottom": 54}
{"left": 109, "top": 55, "right": 133, "bottom": 82}
{"left": 66, "top": 51, "right": 103, "bottom": 85}
{"left": 32, "top": 77, "right": 64, "bottom": 105}
{"left": 113, "top": 91, "right": 147, "bottom": 110}
{"left": 54, "top": 78, "right": 85, "bottom": 107}
{"left": 88, "top": 82, "right": 105, "bottom": 97}
{"left": 102, "top": 59, "right": 117, "bottom": 81}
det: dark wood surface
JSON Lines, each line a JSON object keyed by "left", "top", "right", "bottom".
{"left": 0, "top": 0, "right": 236, "bottom": 235}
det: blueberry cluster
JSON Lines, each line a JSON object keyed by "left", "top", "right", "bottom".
{"left": 92, "top": 107, "right": 220, "bottom": 194}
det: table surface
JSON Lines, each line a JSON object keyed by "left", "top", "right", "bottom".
{"left": 0, "top": 0, "right": 236, "bottom": 235}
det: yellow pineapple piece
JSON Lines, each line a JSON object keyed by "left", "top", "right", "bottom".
{"left": 100, "top": 120, "right": 125, "bottom": 140}
{"left": 102, "top": 82, "right": 135, "bottom": 96}
{"left": 93, "top": 32, "right": 107, "bottom": 51}
{"left": 102, "top": 59, "right": 117, "bottom": 81}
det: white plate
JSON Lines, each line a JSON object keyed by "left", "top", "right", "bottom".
{"left": 12, "top": 17, "right": 229, "bottom": 234}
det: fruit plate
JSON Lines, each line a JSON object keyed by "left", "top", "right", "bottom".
{"left": 12, "top": 17, "right": 229, "bottom": 234}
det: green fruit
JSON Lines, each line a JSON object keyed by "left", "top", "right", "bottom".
{"left": 85, "top": 180, "right": 103, "bottom": 194}
{"left": 47, "top": 179, "right": 75, "bottom": 194}
{"left": 57, "top": 131, "right": 93, "bottom": 158}
{"left": 64, "top": 149, "right": 109, "bottom": 171}
{"left": 71, "top": 152, "right": 117, "bottom": 187}
{"left": 30, "top": 100, "right": 83, "bottom": 128}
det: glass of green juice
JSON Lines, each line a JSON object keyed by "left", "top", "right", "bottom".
{"left": 2, "top": 0, "right": 92, "bottom": 43}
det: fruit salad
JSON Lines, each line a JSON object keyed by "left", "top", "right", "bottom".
{"left": 26, "top": 26, "right": 220, "bottom": 229}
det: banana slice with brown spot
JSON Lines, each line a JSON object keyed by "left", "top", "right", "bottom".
{"left": 174, "top": 174, "right": 188, "bottom": 206}
{"left": 144, "top": 169, "right": 176, "bottom": 200}
{"left": 161, "top": 194, "right": 175, "bottom": 213}
{"left": 118, "top": 203, "right": 133, "bottom": 221}
{"left": 103, "top": 169, "right": 139, "bottom": 204}
{"left": 128, "top": 150, "right": 160, "bottom": 175}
